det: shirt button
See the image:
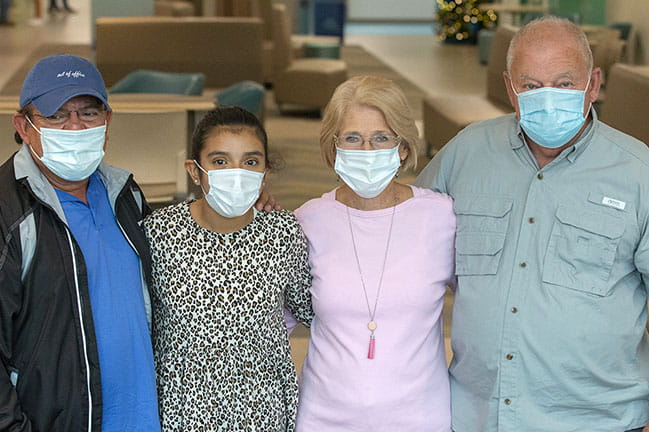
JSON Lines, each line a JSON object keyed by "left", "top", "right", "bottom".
{"left": 519, "top": 262, "right": 527, "bottom": 268}
{"left": 511, "top": 307, "right": 518, "bottom": 313}
{"left": 506, "top": 353, "right": 514, "bottom": 360}
{"left": 537, "top": 173, "right": 544, "bottom": 180}
{"left": 504, "top": 398, "right": 512, "bottom": 405}
{"left": 528, "top": 217, "right": 535, "bottom": 223}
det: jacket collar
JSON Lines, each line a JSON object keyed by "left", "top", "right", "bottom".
{"left": 13, "top": 144, "right": 133, "bottom": 220}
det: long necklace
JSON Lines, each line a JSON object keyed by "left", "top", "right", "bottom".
{"left": 346, "top": 203, "right": 396, "bottom": 360}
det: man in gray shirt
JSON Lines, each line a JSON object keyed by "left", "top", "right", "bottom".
{"left": 417, "top": 16, "right": 649, "bottom": 432}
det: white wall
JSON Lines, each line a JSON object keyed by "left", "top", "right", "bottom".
{"left": 606, "top": 0, "right": 648, "bottom": 64}
{"left": 347, "top": 0, "right": 434, "bottom": 21}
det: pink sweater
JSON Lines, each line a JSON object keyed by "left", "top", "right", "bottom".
{"left": 294, "top": 185, "right": 456, "bottom": 432}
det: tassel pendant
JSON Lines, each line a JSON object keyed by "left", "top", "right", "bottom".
{"left": 367, "top": 334, "right": 376, "bottom": 359}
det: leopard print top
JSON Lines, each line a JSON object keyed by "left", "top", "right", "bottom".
{"left": 144, "top": 202, "right": 313, "bottom": 432}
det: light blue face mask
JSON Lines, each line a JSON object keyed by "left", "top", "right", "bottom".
{"left": 27, "top": 116, "right": 106, "bottom": 181}
{"left": 513, "top": 78, "right": 591, "bottom": 149}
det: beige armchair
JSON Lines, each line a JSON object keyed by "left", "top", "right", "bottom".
{"left": 599, "top": 64, "right": 649, "bottom": 145}
{"left": 95, "top": 16, "right": 264, "bottom": 88}
{"left": 271, "top": 3, "right": 347, "bottom": 112}
{"left": 589, "top": 29, "right": 625, "bottom": 85}
{"left": 154, "top": 0, "right": 195, "bottom": 17}
{"left": 422, "top": 25, "right": 516, "bottom": 156}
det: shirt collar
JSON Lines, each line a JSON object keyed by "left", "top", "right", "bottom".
{"left": 14, "top": 144, "right": 132, "bottom": 215}
{"left": 55, "top": 171, "right": 102, "bottom": 203}
{"left": 512, "top": 107, "right": 599, "bottom": 163}
{"left": 14, "top": 144, "right": 68, "bottom": 223}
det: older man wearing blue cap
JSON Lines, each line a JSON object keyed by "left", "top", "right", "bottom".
{"left": 0, "top": 54, "right": 160, "bottom": 431}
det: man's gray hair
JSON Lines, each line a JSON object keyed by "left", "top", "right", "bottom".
{"left": 506, "top": 16, "right": 593, "bottom": 74}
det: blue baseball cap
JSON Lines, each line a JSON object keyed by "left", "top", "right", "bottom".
{"left": 19, "top": 54, "right": 111, "bottom": 116}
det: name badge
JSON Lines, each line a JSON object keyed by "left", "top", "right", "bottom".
{"left": 601, "top": 196, "right": 626, "bottom": 210}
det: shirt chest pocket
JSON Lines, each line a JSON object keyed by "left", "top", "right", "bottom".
{"left": 542, "top": 205, "right": 624, "bottom": 296}
{"left": 454, "top": 196, "right": 513, "bottom": 276}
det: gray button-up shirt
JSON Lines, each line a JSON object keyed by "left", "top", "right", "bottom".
{"left": 416, "top": 111, "right": 649, "bottom": 432}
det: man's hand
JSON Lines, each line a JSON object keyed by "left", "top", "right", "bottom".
{"left": 255, "top": 186, "right": 281, "bottom": 212}
{"left": 642, "top": 424, "right": 649, "bottom": 432}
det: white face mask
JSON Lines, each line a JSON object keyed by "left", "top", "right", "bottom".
{"left": 194, "top": 161, "right": 264, "bottom": 218}
{"left": 27, "top": 116, "right": 106, "bottom": 181}
{"left": 334, "top": 145, "right": 401, "bottom": 199}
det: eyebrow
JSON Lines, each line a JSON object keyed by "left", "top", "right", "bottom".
{"left": 341, "top": 130, "right": 393, "bottom": 135}
{"left": 56, "top": 103, "right": 104, "bottom": 112}
{"left": 519, "top": 72, "right": 576, "bottom": 82}
{"left": 205, "top": 150, "right": 264, "bottom": 157}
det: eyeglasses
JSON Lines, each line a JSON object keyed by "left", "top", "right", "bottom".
{"left": 334, "top": 133, "right": 401, "bottom": 150}
{"left": 31, "top": 107, "right": 107, "bottom": 127}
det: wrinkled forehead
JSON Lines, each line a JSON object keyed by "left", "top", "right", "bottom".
{"left": 511, "top": 25, "right": 591, "bottom": 73}
{"left": 60, "top": 95, "right": 105, "bottom": 109}
{"left": 32, "top": 95, "right": 106, "bottom": 115}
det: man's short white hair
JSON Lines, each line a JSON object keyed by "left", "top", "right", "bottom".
{"left": 506, "top": 16, "right": 593, "bottom": 74}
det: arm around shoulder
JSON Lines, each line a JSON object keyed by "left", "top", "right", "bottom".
{"left": 414, "top": 141, "right": 455, "bottom": 194}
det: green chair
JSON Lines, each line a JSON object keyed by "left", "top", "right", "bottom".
{"left": 109, "top": 70, "right": 206, "bottom": 96}
{"left": 303, "top": 41, "right": 341, "bottom": 59}
{"left": 477, "top": 29, "right": 495, "bottom": 65}
{"left": 608, "top": 22, "right": 632, "bottom": 41}
{"left": 215, "top": 81, "right": 266, "bottom": 121}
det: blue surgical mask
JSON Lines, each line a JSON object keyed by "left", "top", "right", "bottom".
{"left": 27, "top": 116, "right": 106, "bottom": 181}
{"left": 194, "top": 161, "right": 264, "bottom": 218}
{"left": 334, "top": 145, "right": 401, "bottom": 199}
{"left": 513, "top": 78, "right": 591, "bottom": 149}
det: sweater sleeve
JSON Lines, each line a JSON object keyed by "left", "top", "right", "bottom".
{"left": 283, "top": 215, "right": 314, "bottom": 328}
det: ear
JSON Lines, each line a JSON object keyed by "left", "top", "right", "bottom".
{"left": 503, "top": 71, "right": 519, "bottom": 114}
{"left": 105, "top": 109, "right": 113, "bottom": 126}
{"left": 103, "top": 110, "right": 113, "bottom": 147}
{"left": 586, "top": 67, "right": 602, "bottom": 105}
{"left": 12, "top": 113, "right": 32, "bottom": 145}
{"left": 184, "top": 159, "right": 202, "bottom": 186}
{"left": 399, "top": 143, "right": 409, "bottom": 163}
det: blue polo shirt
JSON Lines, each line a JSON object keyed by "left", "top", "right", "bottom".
{"left": 56, "top": 172, "right": 160, "bottom": 432}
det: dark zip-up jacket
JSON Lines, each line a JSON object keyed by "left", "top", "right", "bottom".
{"left": 0, "top": 145, "right": 153, "bottom": 431}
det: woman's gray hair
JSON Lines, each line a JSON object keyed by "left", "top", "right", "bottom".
{"left": 506, "top": 16, "right": 593, "bottom": 74}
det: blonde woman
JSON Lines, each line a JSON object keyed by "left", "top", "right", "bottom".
{"left": 294, "top": 75, "right": 455, "bottom": 431}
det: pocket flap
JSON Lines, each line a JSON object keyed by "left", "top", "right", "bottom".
{"left": 555, "top": 206, "right": 624, "bottom": 239}
{"left": 454, "top": 196, "right": 513, "bottom": 218}
{"left": 456, "top": 232, "right": 505, "bottom": 255}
